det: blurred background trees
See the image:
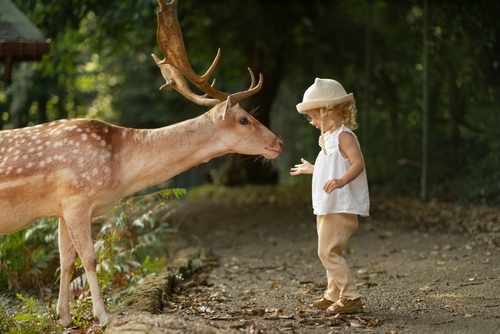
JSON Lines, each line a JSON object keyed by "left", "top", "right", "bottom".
{"left": 1, "top": 0, "right": 499, "bottom": 205}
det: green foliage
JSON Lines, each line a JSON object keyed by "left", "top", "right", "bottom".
{"left": 0, "top": 218, "right": 59, "bottom": 292}
{"left": 0, "top": 294, "right": 62, "bottom": 334}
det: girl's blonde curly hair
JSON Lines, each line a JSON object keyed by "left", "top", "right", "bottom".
{"left": 323, "top": 100, "right": 358, "bottom": 130}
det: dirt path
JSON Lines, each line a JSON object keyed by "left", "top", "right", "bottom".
{"left": 106, "top": 197, "right": 500, "bottom": 334}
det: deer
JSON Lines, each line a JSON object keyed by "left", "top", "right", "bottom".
{"left": 0, "top": 0, "right": 282, "bottom": 327}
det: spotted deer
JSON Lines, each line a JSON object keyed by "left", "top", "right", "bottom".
{"left": 0, "top": 0, "right": 282, "bottom": 327}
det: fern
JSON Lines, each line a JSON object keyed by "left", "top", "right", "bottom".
{"left": 0, "top": 218, "right": 59, "bottom": 291}
{"left": 3, "top": 294, "right": 62, "bottom": 334}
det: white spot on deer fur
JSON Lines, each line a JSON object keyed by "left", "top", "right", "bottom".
{"left": 100, "top": 140, "right": 106, "bottom": 147}
{"left": 82, "top": 134, "right": 88, "bottom": 141}
{"left": 27, "top": 162, "right": 33, "bottom": 168}
{"left": 76, "top": 128, "right": 83, "bottom": 132}
{"left": 40, "top": 161, "right": 46, "bottom": 167}
{"left": 16, "top": 168, "right": 22, "bottom": 174}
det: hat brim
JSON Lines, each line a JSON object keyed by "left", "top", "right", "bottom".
{"left": 296, "top": 94, "right": 354, "bottom": 114}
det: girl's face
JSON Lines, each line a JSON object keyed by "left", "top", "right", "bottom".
{"left": 304, "top": 109, "right": 334, "bottom": 132}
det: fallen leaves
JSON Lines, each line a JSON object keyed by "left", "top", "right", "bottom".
{"left": 370, "top": 196, "right": 500, "bottom": 247}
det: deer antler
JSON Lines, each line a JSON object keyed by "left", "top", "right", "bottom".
{"left": 152, "top": 0, "right": 263, "bottom": 105}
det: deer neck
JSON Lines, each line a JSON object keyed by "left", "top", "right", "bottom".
{"left": 118, "top": 114, "right": 225, "bottom": 195}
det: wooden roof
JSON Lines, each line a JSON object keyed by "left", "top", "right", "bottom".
{"left": 0, "top": 0, "right": 51, "bottom": 83}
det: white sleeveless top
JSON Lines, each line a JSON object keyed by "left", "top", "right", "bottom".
{"left": 312, "top": 125, "right": 370, "bottom": 216}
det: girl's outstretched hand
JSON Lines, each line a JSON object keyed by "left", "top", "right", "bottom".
{"left": 290, "top": 158, "right": 314, "bottom": 176}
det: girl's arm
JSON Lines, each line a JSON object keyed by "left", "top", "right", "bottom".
{"left": 323, "top": 131, "right": 365, "bottom": 194}
{"left": 290, "top": 158, "right": 314, "bottom": 175}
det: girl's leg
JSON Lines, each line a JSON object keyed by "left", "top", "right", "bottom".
{"left": 325, "top": 269, "right": 339, "bottom": 301}
{"left": 317, "top": 213, "right": 360, "bottom": 301}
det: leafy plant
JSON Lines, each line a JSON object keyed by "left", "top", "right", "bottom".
{"left": 0, "top": 294, "right": 62, "bottom": 334}
{"left": 89, "top": 188, "right": 185, "bottom": 300}
{"left": 0, "top": 218, "right": 60, "bottom": 291}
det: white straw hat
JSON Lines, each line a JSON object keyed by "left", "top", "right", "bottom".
{"left": 296, "top": 78, "right": 354, "bottom": 114}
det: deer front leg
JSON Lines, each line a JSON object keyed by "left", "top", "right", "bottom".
{"left": 63, "top": 207, "right": 108, "bottom": 327}
{"left": 57, "top": 217, "right": 77, "bottom": 327}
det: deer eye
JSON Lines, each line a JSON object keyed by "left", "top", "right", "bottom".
{"left": 239, "top": 117, "right": 250, "bottom": 125}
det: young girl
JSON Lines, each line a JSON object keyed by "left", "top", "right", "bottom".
{"left": 290, "top": 78, "right": 369, "bottom": 314}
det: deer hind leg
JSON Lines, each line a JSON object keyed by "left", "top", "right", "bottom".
{"left": 63, "top": 207, "right": 108, "bottom": 327}
{"left": 57, "top": 217, "right": 77, "bottom": 327}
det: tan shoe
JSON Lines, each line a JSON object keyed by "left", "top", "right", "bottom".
{"left": 310, "top": 297, "right": 334, "bottom": 310}
{"left": 326, "top": 297, "right": 363, "bottom": 314}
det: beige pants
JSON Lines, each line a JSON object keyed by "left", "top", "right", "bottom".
{"left": 316, "top": 213, "right": 361, "bottom": 302}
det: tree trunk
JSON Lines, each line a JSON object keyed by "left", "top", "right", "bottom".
{"left": 362, "top": 0, "right": 373, "bottom": 157}
{"left": 421, "top": 0, "right": 429, "bottom": 201}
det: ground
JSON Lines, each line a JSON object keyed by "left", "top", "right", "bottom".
{"left": 105, "top": 193, "right": 500, "bottom": 334}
